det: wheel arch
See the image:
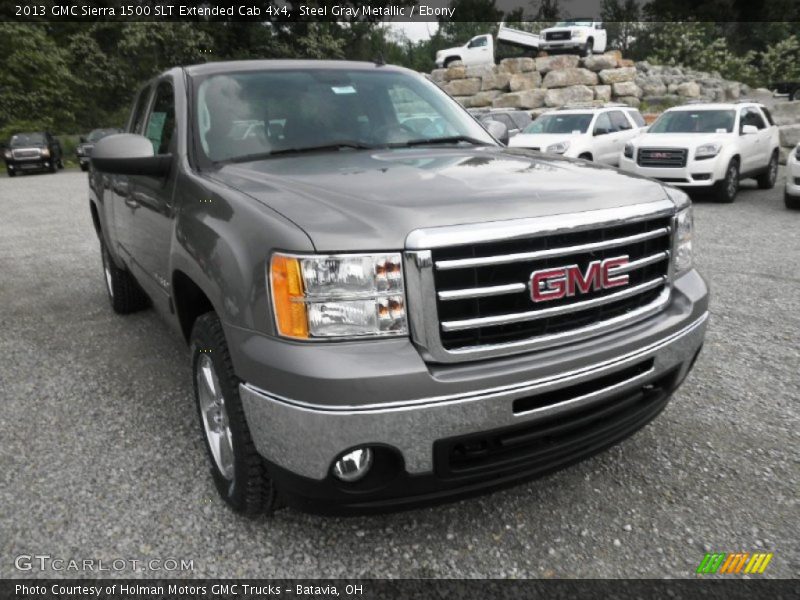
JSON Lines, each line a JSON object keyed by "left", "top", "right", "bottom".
{"left": 172, "top": 269, "right": 216, "bottom": 343}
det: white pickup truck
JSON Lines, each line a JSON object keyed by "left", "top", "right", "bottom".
{"left": 539, "top": 19, "right": 608, "bottom": 57}
{"left": 435, "top": 26, "right": 541, "bottom": 68}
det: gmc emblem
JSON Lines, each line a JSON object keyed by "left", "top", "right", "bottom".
{"left": 530, "top": 256, "right": 630, "bottom": 303}
{"left": 651, "top": 152, "right": 670, "bottom": 159}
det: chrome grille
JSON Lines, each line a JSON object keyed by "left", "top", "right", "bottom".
{"left": 637, "top": 148, "right": 687, "bottom": 168}
{"left": 546, "top": 31, "right": 571, "bottom": 41}
{"left": 404, "top": 202, "right": 676, "bottom": 363}
{"left": 12, "top": 148, "right": 41, "bottom": 160}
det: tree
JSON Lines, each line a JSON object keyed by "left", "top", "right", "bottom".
{"left": 437, "top": 0, "right": 503, "bottom": 44}
{"left": 531, "top": 0, "right": 562, "bottom": 21}
{"left": 601, "top": 0, "right": 640, "bottom": 54}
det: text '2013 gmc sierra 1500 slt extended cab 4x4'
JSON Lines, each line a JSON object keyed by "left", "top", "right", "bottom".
{"left": 89, "top": 60, "right": 708, "bottom": 515}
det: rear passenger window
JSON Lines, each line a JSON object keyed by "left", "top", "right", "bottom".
{"left": 145, "top": 81, "right": 176, "bottom": 155}
{"left": 609, "top": 111, "right": 632, "bottom": 132}
{"left": 626, "top": 110, "right": 646, "bottom": 127}
{"left": 129, "top": 86, "right": 152, "bottom": 135}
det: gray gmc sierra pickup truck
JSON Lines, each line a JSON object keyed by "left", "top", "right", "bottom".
{"left": 89, "top": 60, "right": 708, "bottom": 515}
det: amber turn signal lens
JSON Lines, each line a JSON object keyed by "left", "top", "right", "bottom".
{"left": 270, "top": 255, "right": 309, "bottom": 339}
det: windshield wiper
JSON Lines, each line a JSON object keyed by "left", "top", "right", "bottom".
{"left": 218, "top": 141, "right": 377, "bottom": 164}
{"left": 393, "top": 135, "right": 495, "bottom": 148}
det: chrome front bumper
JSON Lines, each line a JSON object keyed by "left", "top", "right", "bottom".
{"left": 240, "top": 309, "right": 707, "bottom": 481}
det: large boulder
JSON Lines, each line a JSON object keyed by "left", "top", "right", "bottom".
{"left": 430, "top": 68, "right": 448, "bottom": 83}
{"left": 543, "top": 68, "right": 598, "bottom": 88}
{"left": 544, "top": 85, "right": 594, "bottom": 107}
{"left": 509, "top": 71, "right": 542, "bottom": 91}
{"left": 676, "top": 81, "right": 701, "bottom": 98}
{"left": 594, "top": 85, "right": 612, "bottom": 102}
{"left": 444, "top": 65, "right": 466, "bottom": 81}
{"left": 771, "top": 101, "right": 800, "bottom": 126}
{"left": 465, "top": 65, "right": 494, "bottom": 78}
{"left": 499, "top": 57, "right": 536, "bottom": 74}
{"left": 613, "top": 81, "right": 642, "bottom": 98}
{"left": 492, "top": 89, "right": 547, "bottom": 109}
{"left": 481, "top": 72, "right": 512, "bottom": 92}
{"left": 779, "top": 124, "right": 800, "bottom": 148}
{"left": 581, "top": 54, "right": 618, "bottom": 71}
{"left": 535, "top": 54, "right": 580, "bottom": 73}
{"left": 599, "top": 67, "right": 637, "bottom": 84}
{"left": 724, "top": 83, "right": 741, "bottom": 100}
{"left": 616, "top": 96, "right": 642, "bottom": 108}
{"left": 470, "top": 90, "right": 502, "bottom": 108}
{"left": 640, "top": 80, "right": 668, "bottom": 97}
{"left": 444, "top": 78, "right": 482, "bottom": 96}
{"left": 452, "top": 96, "right": 472, "bottom": 108}
{"left": 604, "top": 50, "right": 622, "bottom": 62}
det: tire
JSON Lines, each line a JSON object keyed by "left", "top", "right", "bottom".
{"left": 714, "top": 159, "right": 739, "bottom": 203}
{"left": 6, "top": 168, "right": 15, "bottom": 177}
{"left": 48, "top": 160, "right": 56, "bottom": 173}
{"left": 578, "top": 153, "right": 593, "bottom": 161}
{"left": 786, "top": 191, "right": 800, "bottom": 210}
{"left": 582, "top": 40, "right": 593, "bottom": 57}
{"left": 100, "top": 241, "right": 149, "bottom": 314}
{"left": 756, "top": 152, "right": 778, "bottom": 189}
{"left": 80, "top": 163, "right": 89, "bottom": 172}
{"left": 57, "top": 159, "right": 64, "bottom": 169}
{"left": 191, "top": 312, "right": 278, "bottom": 515}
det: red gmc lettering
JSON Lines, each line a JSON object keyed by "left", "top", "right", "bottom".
{"left": 530, "top": 256, "right": 630, "bottom": 302}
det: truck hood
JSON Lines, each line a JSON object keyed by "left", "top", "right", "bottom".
{"left": 633, "top": 132, "right": 732, "bottom": 150}
{"left": 208, "top": 147, "right": 671, "bottom": 251}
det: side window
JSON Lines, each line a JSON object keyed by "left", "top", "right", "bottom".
{"left": 743, "top": 107, "right": 766, "bottom": 130}
{"left": 468, "top": 36, "right": 488, "bottom": 48}
{"left": 129, "top": 86, "right": 152, "bottom": 135}
{"left": 593, "top": 113, "right": 612, "bottom": 135}
{"left": 759, "top": 106, "right": 775, "bottom": 126}
{"left": 609, "top": 110, "right": 632, "bottom": 132}
{"left": 144, "top": 81, "right": 176, "bottom": 155}
{"left": 626, "top": 109, "right": 646, "bottom": 127}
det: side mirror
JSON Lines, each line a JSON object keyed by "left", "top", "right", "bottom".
{"left": 485, "top": 119, "right": 509, "bottom": 145}
{"left": 741, "top": 124, "right": 758, "bottom": 135}
{"left": 92, "top": 133, "right": 171, "bottom": 177}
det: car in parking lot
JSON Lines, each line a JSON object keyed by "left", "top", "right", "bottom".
{"left": 475, "top": 109, "right": 532, "bottom": 140}
{"left": 619, "top": 102, "right": 780, "bottom": 203}
{"left": 786, "top": 144, "right": 800, "bottom": 210}
{"left": 89, "top": 59, "right": 707, "bottom": 515}
{"left": 3, "top": 131, "right": 63, "bottom": 176}
{"left": 509, "top": 105, "right": 646, "bottom": 165}
{"left": 76, "top": 128, "right": 122, "bottom": 171}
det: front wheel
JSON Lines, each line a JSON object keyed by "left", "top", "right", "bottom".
{"left": 714, "top": 159, "right": 739, "bottom": 203}
{"left": 756, "top": 152, "right": 778, "bottom": 189}
{"left": 191, "top": 312, "right": 278, "bottom": 515}
{"left": 80, "top": 163, "right": 89, "bottom": 172}
{"left": 582, "top": 40, "right": 593, "bottom": 57}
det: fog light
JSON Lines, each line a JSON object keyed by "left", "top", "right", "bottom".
{"left": 332, "top": 447, "right": 373, "bottom": 482}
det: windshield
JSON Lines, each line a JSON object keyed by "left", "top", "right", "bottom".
{"left": 87, "top": 128, "right": 119, "bottom": 142}
{"left": 194, "top": 68, "right": 495, "bottom": 163}
{"left": 523, "top": 113, "right": 592, "bottom": 135}
{"left": 10, "top": 133, "right": 45, "bottom": 147}
{"left": 649, "top": 110, "right": 735, "bottom": 134}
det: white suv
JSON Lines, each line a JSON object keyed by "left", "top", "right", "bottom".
{"left": 509, "top": 105, "right": 647, "bottom": 165}
{"left": 619, "top": 102, "right": 781, "bottom": 203}
{"left": 786, "top": 144, "right": 800, "bottom": 210}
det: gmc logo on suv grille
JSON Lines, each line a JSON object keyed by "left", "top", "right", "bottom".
{"left": 530, "top": 256, "right": 630, "bottom": 302}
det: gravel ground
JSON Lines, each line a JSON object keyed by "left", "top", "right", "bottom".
{"left": 0, "top": 169, "right": 797, "bottom": 579}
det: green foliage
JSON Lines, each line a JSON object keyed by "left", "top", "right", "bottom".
{"left": 757, "top": 35, "right": 800, "bottom": 85}
{"left": 601, "top": 0, "right": 641, "bottom": 54}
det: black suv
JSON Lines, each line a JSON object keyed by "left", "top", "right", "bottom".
{"left": 76, "top": 128, "right": 121, "bottom": 171}
{"left": 3, "top": 132, "right": 63, "bottom": 176}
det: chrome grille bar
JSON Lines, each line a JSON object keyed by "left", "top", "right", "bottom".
{"left": 441, "top": 276, "right": 667, "bottom": 332}
{"left": 437, "top": 251, "right": 670, "bottom": 302}
{"left": 435, "top": 227, "right": 670, "bottom": 271}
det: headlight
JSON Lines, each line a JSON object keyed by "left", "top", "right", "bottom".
{"left": 270, "top": 253, "right": 407, "bottom": 339}
{"left": 545, "top": 141, "right": 570, "bottom": 154}
{"left": 3, "top": 150, "right": 11, "bottom": 159}
{"left": 673, "top": 206, "right": 693, "bottom": 276}
{"left": 40, "top": 148, "right": 50, "bottom": 158}
{"left": 623, "top": 142, "right": 634, "bottom": 159}
{"left": 571, "top": 30, "right": 583, "bottom": 38}
{"left": 694, "top": 143, "right": 721, "bottom": 160}
{"left": 794, "top": 145, "right": 800, "bottom": 160}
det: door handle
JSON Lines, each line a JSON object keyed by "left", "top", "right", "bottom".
{"left": 124, "top": 197, "right": 140, "bottom": 210}
{"left": 113, "top": 181, "right": 130, "bottom": 195}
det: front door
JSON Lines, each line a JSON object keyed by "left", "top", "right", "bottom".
{"left": 125, "top": 79, "right": 178, "bottom": 309}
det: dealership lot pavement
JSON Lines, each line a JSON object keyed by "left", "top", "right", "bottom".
{"left": 1, "top": 169, "right": 797, "bottom": 578}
